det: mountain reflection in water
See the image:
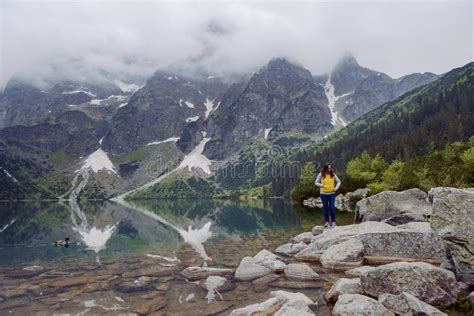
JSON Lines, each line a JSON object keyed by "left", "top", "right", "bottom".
{"left": 0, "top": 198, "right": 354, "bottom": 267}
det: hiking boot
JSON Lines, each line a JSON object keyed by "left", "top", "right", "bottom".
{"left": 331, "top": 222, "right": 337, "bottom": 228}
{"left": 324, "top": 222, "right": 330, "bottom": 228}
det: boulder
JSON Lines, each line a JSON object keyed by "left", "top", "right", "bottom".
{"left": 296, "top": 221, "right": 398, "bottom": 261}
{"left": 230, "top": 290, "right": 314, "bottom": 316}
{"left": 253, "top": 249, "right": 287, "bottom": 272}
{"left": 293, "top": 232, "right": 314, "bottom": 244}
{"left": 320, "top": 238, "right": 365, "bottom": 270}
{"left": 275, "top": 242, "right": 307, "bottom": 256}
{"left": 332, "top": 294, "right": 394, "bottom": 316}
{"left": 283, "top": 263, "right": 319, "bottom": 281}
{"left": 360, "top": 262, "right": 459, "bottom": 308}
{"left": 335, "top": 194, "right": 352, "bottom": 212}
{"left": 467, "top": 291, "right": 474, "bottom": 310}
{"left": 295, "top": 221, "right": 443, "bottom": 265}
{"left": 270, "top": 290, "right": 314, "bottom": 305}
{"left": 346, "top": 188, "right": 371, "bottom": 199}
{"left": 428, "top": 187, "right": 474, "bottom": 286}
{"left": 311, "top": 225, "right": 325, "bottom": 236}
{"left": 252, "top": 274, "right": 281, "bottom": 292}
{"left": 229, "top": 297, "right": 283, "bottom": 316}
{"left": 358, "top": 222, "right": 443, "bottom": 263}
{"left": 304, "top": 196, "right": 352, "bottom": 211}
{"left": 234, "top": 257, "right": 272, "bottom": 281}
{"left": 325, "top": 278, "right": 363, "bottom": 303}
{"left": 379, "top": 292, "right": 447, "bottom": 316}
{"left": 274, "top": 299, "right": 315, "bottom": 316}
{"left": 303, "top": 197, "right": 322, "bottom": 208}
{"left": 355, "top": 188, "right": 431, "bottom": 225}
{"left": 234, "top": 249, "right": 286, "bottom": 281}
{"left": 180, "top": 266, "right": 234, "bottom": 281}
{"left": 345, "top": 266, "right": 376, "bottom": 277}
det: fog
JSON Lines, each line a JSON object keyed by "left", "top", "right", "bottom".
{"left": 1, "top": 0, "right": 472, "bottom": 88}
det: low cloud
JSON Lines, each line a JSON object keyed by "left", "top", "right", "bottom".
{"left": 1, "top": 0, "right": 472, "bottom": 88}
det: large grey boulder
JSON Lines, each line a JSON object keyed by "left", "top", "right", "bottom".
{"left": 428, "top": 187, "right": 474, "bottom": 286}
{"left": 360, "top": 262, "right": 460, "bottom": 308}
{"left": 234, "top": 250, "right": 286, "bottom": 281}
{"left": 230, "top": 297, "right": 283, "bottom": 316}
{"left": 275, "top": 299, "right": 314, "bottom": 316}
{"left": 234, "top": 257, "right": 272, "bottom": 281}
{"left": 293, "top": 232, "right": 314, "bottom": 244}
{"left": 296, "top": 221, "right": 394, "bottom": 261}
{"left": 283, "top": 263, "right": 319, "bottom": 281}
{"left": 311, "top": 225, "right": 325, "bottom": 236}
{"left": 332, "top": 294, "right": 394, "bottom": 316}
{"left": 230, "top": 290, "right": 314, "bottom": 316}
{"left": 358, "top": 222, "right": 443, "bottom": 263}
{"left": 379, "top": 292, "right": 447, "bottom": 316}
{"left": 355, "top": 188, "right": 432, "bottom": 225}
{"left": 345, "top": 266, "right": 377, "bottom": 277}
{"left": 275, "top": 242, "right": 307, "bottom": 256}
{"left": 346, "top": 188, "right": 371, "bottom": 199}
{"left": 335, "top": 194, "right": 352, "bottom": 211}
{"left": 303, "top": 197, "right": 322, "bottom": 208}
{"left": 325, "top": 278, "right": 363, "bottom": 303}
{"left": 467, "top": 291, "right": 474, "bottom": 310}
{"left": 320, "top": 238, "right": 364, "bottom": 270}
{"left": 295, "top": 221, "right": 443, "bottom": 265}
{"left": 252, "top": 249, "right": 287, "bottom": 272}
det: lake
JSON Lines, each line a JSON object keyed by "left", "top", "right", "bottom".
{"left": 0, "top": 198, "right": 355, "bottom": 315}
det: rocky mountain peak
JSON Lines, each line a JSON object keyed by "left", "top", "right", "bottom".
{"left": 263, "top": 57, "right": 312, "bottom": 81}
{"left": 334, "top": 52, "right": 360, "bottom": 70}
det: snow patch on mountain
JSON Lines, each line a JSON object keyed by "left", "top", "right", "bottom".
{"left": 178, "top": 135, "right": 212, "bottom": 175}
{"left": 204, "top": 98, "right": 216, "bottom": 118}
{"left": 62, "top": 89, "right": 97, "bottom": 97}
{"left": 113, "top": 80, "right": 140, "bottom": 93}
{"left": 77, "top": 148, "right": 116, "bottom": 174}
{"left": 0, "top": 218, "right": 16, "bottom": 233}
{"left": 178, "top": 99, "right": 195, "bottom": 108}
{"left": 1, "top": 167, "right": 19, "bottom": 183}
{"left": 186, "top": 116, "right": 200, "bottom": 123}
{"left": 264, "top": 128, "right": 272, "bottom": 140}
{"left": 112, "top": 133, "right": 212, "bottom": 202}
{"left": 90, "top": 95, "right": 127, "bottom": 106}
{"left": 146, "top": 137, "right": 180, "bottom": 146}
{"left": 324, "top": 76, "right": 347, "bottom": 127}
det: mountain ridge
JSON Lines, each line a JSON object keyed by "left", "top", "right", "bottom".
{"left": 0, "top": 54, "right": 448, "bottom": 199}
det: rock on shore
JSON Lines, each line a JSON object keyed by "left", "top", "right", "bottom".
{"left": 355, "top": 188, "right": 432, "bottom": 225}
{"left": 294, "top": 221, "right": 443, "bottom": 267}
{"left": 428, "top": 187, "right": 474, "bottom": 286}
{"left": 359, "top": 261, "right": 460, "bottom": 308}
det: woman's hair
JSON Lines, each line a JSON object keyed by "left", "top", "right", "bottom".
{"left": 321, "top": 163, "right": 334, "bottom": 178}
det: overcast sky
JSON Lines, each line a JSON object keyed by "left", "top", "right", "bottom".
{"left": 1, "top": 0, "right": 472, "bottom": 88}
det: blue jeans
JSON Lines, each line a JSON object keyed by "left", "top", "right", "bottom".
{"left": 321, "top": 193, "right": 336, "bottom": 223}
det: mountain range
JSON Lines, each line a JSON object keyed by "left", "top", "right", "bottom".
{"left": 0, "top": 54, "right": 452, "bottom": 199}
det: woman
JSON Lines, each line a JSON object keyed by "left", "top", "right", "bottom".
{"left": 314, "top": 163, "right": 341, "bottom": 228}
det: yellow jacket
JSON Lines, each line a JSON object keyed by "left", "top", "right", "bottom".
{"left": 315, "top": 172, "right": 341, "bottom": 194}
